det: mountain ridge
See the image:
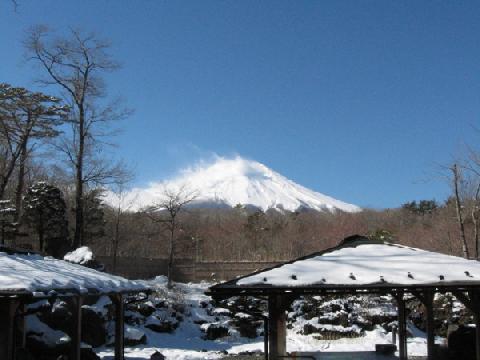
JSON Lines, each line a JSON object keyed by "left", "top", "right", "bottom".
{"left": 105, "top": 156, "right": 361, "bottom": 213}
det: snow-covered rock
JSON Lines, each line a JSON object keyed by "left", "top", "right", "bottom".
{"left": 64, "top": 246, "right": 94, "bottom": 264}
{"left": 125, "top": 326, "right": 147, "bottom": 346}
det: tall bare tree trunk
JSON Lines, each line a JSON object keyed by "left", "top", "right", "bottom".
{"left": 14, "top": 141, "right": 28, "bottom": 223}
{"left": 452, "top": 164, "right": 470, "bottom": 258}
{"left": 73, "top": 107, "right": 85, "bottom": 249}
{"left": 473, "top": 183, "right": 480, "bottom": 260}
{"left": 112, "top": 206, "right": 121, "bottom": 273}
{"left": 167, "top": 222, "right": 175, "bottom": 289}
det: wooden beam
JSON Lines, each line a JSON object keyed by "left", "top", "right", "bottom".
{"left": 395, "top": 292, "right": 408, "bottom": 360}
{"left": 110, "top": 293, "right": 125, "bottom": 360}
{"left": 70, "top": 295, "right": 83, "bottom": 360}
{"left": 268, "top": 294, "right": 288, "bottom": 359}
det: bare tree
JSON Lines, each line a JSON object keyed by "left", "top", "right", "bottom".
{"left": 25, "top": 26, "right": 130, "bottom": 248}
{"left": 450, "top": 164, "right": 470, "bottom": 258}
{"left": 107, "top": 175, "right": 135, "bottom": 273}
{"left": 143, "top": 186, "right": 197, "bottom": 288}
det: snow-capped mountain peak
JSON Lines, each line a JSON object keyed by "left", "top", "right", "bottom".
{"left": 106, "top": 156, "right": 361, "bottom": 213}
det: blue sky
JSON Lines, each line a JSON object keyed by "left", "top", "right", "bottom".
{"left": 1, "top": 1, "right": 479, "bottom": 209}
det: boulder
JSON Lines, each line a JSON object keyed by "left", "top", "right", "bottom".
{"left": 204, "top": 324, "right": 229, "bottom": 340}
{"left": 80, "top": 347, "right": 101, "bottom": 360}
{"left": 125, "top": 326, "right": 147, "bottom": 346}
{"left": 448, "top": 325, "right": 476, "bottom": 360}
{"left": 150, "top": 351, "right": 166, "bottom": 360}
{"left": 145, "top": 321, "right": 176, "bottom": 333}
{"left": 38, "top": 301, "right": 72, "bottom": 335}
{"left": 81, "top": 306, "right": 107, "bottom": 347}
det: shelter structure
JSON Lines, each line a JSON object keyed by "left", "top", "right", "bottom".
{"left": 0, "top": 246, "right": 148, "bottom": 360}
{"left": 209, "top": 235, "right": 480, "bottom": 360}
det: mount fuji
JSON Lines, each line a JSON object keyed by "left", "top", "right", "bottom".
{"left": 107, "top": 156, "right": 361, "bottom": 213}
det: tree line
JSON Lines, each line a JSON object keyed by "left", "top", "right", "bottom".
{"left": 0, "top": 26, "right": 130, "bottom": 256}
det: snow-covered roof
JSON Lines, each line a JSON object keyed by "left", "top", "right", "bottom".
{"left": 0, "top": 250, "right": 147, "bottom": 296}
{"left": 212, "top": 236, "right": 480, "bottom": 292}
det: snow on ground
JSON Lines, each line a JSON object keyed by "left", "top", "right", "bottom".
{"left": 96, "top": 277, "right": 433, "bottom": 360}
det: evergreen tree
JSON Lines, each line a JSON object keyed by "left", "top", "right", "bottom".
{"left": 0, "top": 83, "right": 68, "bottom": 203}
{"left": 23, "top": 182, "right": 69, "bottom": 257}
{"left": 0, "top": 200, "right": 18, "bottom": 245}
{"left": 83, "top": 188, "right": 106, "bottom": 244}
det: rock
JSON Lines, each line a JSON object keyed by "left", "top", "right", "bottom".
{"left": 234, "top": 319, "right": 261, "bottom": 338}
{"left": 25, "top": 314, "right": 71, "bottom": 359}
{"left": 81, "top": 306, "right": 107, "bottom": 347}
{"left": 125, "top": 326, "right": 147, "bottom": 346}
{"left": 38, "top": 301, "right": 72, "bottom": 335}
{"left": 127, "top": 300, "right": 157, "bottom": 317}
{"left": 375, "top": 344, "right": 397, "bottom": 354}
{"left": 145, "top": 321, "right": 176, "bottom": 333}
{"left": 150, "top": 351, "right": 166, "bottom": 360}
{"left": 448, "top": 325, "right": 476, "bottom": 360}
{"left": 204, "top": 324, "right": 229, "bottom": 340}
{"left": 26, "top": 334, "right": 69, "bottom": 359}
{"left": 80, "top": 347, "right": 101, "bottom": 360}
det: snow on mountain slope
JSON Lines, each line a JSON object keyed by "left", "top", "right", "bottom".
{"left": 106, "top": 156, "right": 361, "bottom": 213}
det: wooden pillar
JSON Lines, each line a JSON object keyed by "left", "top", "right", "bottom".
{"left": 0, "top": 298, "right": 21, "bottom": 360}
{"left": 412, "top": 290, "right": 435, "bottom": 360}
{"left": 470, "top": 291, "right": 480, "bottom": 360}
{"left": 70, "top": 295, "right": 83, "bottom": 360}
{"left": 17, "top": 302, "right": 26, "bottom": 350}
{"left": 264, "top": 316, "right": 269, "bottom": 360}
{"left": 423, "top": 291, "right": 435, "bottom": 360}
{"left": 111, "top": 293, "right": 125, "bottom": 360}
{"left": 268, "top": 294, "right": 287, "bottom": 359}
{"left": 453, "top": 290, "right": 480, "bottom": 360}
{"left": 396, "top": 292, "right": 408, "bottom": 360}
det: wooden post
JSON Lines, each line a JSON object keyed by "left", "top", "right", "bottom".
{"left": 470, "top": 291, "right": 480, "bottom": 360}
{"left": 396, "top": 292, "right": 408, "bottom": 360}
{"left": 14, "top": 301, "right": 26, "bottom": 354}
{"left": 6, "top": 299, "right": 20, "bottom": 360}
{"left": 70, "top": 295, "right": 83, "bottom": 360}
{"left": 424, "top": 291, "right": 435, "bottom": 360}
{"left": 111, "top": 293, "right": 125, "bottom": 360}
{"left": 264, "top": 316, "right": 269, "bottom": 360}
{"left": 453, "top": 290, "right": 480, "bottom": 360}
{"left": 268, "top": 295, "right": 287, "bottom": 359}
{"left": 412, "top": 290, "right": 435, "bottom": 360}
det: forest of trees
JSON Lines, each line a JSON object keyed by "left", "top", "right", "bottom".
{"left": 2, "top": 25, "right": 480, "bottom": 268}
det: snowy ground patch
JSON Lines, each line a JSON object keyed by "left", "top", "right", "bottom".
{"left": 95, "top": 277, "right": 438, "bottom": 360}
